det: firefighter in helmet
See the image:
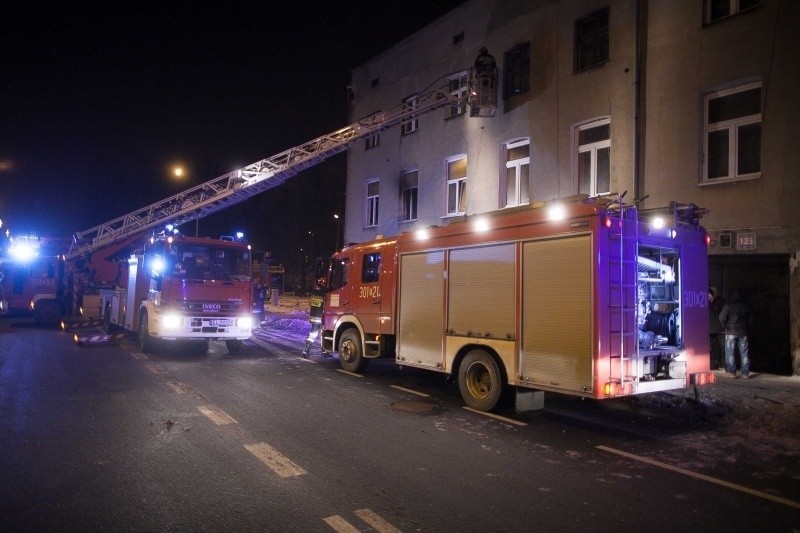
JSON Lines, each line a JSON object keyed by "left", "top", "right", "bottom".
{"left": 302, "top": 280, "right": 324, "bottom": 357}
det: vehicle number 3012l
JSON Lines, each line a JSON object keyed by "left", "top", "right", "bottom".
{"left": 359, "top": 286, "right": 380, "bottom": 299}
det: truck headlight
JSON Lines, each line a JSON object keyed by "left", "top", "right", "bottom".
{"left": 162, "top": 315, "right": 182, "bottom": 328}
{"left": 238, "top": 316, "right": 253, "bottom": 329}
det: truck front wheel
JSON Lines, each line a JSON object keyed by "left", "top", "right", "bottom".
{"left": 339, "top": 329, "right": 369, "bottom": 373}
{"left": 139, "top": 311, "right": 155, "bottom": 353}
{"left": 458, "top": 349, "right": 503, "bottom": 412}
{"left": 226, "top": 339, "right": 243, "bottom": 354}
{"left": 33, "top": 300, "right": 63, "bottom": 327}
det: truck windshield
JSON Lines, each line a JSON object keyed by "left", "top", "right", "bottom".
{"left": 168, "top": 243, "right": 252, "bottom": 281}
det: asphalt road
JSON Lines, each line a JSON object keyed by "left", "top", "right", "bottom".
{"left": 1, "top": 319, "right": 798, "bottom": 532}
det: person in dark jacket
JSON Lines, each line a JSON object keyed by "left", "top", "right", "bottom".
{"left": 302, "top": 284, "right": 324, "bottom": 357}
{"left": 708, "top": 287, "right": 726, "bottom": 369}
{"left": 474, "top": 47, "right": 496, "bottom": 76}
{"left": 718, "top": 289, "right": 753, "bottom": 378}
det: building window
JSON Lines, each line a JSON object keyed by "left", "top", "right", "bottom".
{"left": 401, "top": 95, "right": 418, "bottom": 136}
{"left": 575, "top": 118, "right": 610, "bottom": 196}
{"left": 365, "top": 180, "right": 379, "bottom": 227}
{"left": 703, "top": 82, "right": 761, "bottom": 183}
{"left": 399, "top": 169, "right": 418, "bottom": 222}
{"left": 574, "top": 7, "right": 609, "bottom": 72}
{"left": 446, "top": 156, "right": 467, "bottom": 215}
{"left": 503, "top": 138, "right": 530, "bottom": 207}
{"left": 704, "top": 0, "right": 760, "bottom": 24}
{"left": 445, "top": 71, "right": 469, "bottom": 119}
{"left": 365, "top": 132, "right": 380, "bottom": 150}
{"left": 504, "top": 42, "right": 530, "bottom": 98}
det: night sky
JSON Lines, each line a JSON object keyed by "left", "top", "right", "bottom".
{"left": 2, "top": 1, "right": 465, "bottom": 267}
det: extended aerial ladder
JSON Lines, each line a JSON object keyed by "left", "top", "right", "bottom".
{"left": 67, "top": 69, "right": 497, "bottom": 261}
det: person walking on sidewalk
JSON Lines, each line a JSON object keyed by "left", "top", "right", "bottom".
{"left": 719, "top": 289, "right": 753, "bottom": 378}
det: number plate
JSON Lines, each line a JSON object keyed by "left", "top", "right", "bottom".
{"left": 209, "top": 319, "right": 233, "bottom": 327}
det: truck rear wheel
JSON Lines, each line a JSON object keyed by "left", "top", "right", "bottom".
{"left": 458, "top": 349, "right": 503, "bottom": 412}
{"left": 139, "top": 311, "right": 155, "bottom": 353}
{"left": 339, "top": 329, "right": 369, "bottom": 373}
{"left": 33, "top": 300, "right": 63, "bottom": 327}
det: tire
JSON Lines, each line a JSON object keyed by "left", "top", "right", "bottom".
{"left": 33, "top": 300, "right": 63, "bottom": 327}
{"left": 139, "top": 311, "right": 155, "bottom": 353}
{"left": 457, "top": 349, "right": 504, "bottom": 412}
{"left": 339, "top": 329, "right": 369, "bottom": 373}
{"left": 226, "top": 339, "right": 243, "bottom": 354}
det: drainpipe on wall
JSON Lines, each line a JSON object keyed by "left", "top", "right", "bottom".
{"left": 633, "top": 0, "right": 643, "bottom": 203}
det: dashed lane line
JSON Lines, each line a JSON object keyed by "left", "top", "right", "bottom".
{"left": 197, "top": 405, "right": 238, "bottom": 425}
{"left": 390, "top": 384, "right": 430, "bottom": 398}
{"left": 335, "top": 369, "right": 364, "bottom": 378}
{"left": 463, "top": 406, "right": 528, "bottom": 426}
{"left": 324, "top": 509, "right": 401, "bottom": 533}
{"left": 323, "top": 515, "right": 360, "bottom": 533}
{"left": 244, "top": 442, "right": 307, "bottom": 478}
{"left": 354, "top": 508, "right": 403, "bottom": 533}
{"left": 597, "top": 445, "right": 800, "bottom": 510}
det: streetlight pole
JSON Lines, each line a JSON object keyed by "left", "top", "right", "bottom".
{"left": 333, "top": 214, "right": 341, "bottom": 251}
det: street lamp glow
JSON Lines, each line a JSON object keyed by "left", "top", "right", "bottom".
{"left": 173, "top": 166, "right": 184, "bottom": 178}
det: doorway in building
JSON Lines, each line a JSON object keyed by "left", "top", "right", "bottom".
{"left": 709, "top": 254, "right": 791, "bottom": 375}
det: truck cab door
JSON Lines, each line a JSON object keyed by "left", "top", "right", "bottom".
{"left": 356, "top": 250, "right": 393, "bottom": 336}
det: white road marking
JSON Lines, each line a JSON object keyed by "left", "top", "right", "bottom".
{"left": 354, "top": 508, "right": 402, "bottom": 533}
{"left": 130, "top": 352, "right": 148, "bottom": 361}
{"left": 197, "top": 405, "right": 238, "bottom": 425}
{"left": 390, "top": 385, "right": 430, "bottom": 397}
{"left": 323, "top": 515, "right": 360, "bottom": 533}
{"left": 597, "top": 445, "right": 800, "bottom": 510}
{"left": 144, "top": 362, "right": 164, "bottom": 374}
{"left": 243, "top": 442, "right": 307, "bottom": 478}
{"left": 335, "top": 369, "right": 364, "bottom": 378}
{"left": 463, "top": 407, "right": 527, "bottom": 426}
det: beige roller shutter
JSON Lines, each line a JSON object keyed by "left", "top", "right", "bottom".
{"left": 522, "top": 235, "right": 593, "bottom": 393}
{"left": 398, "top": 251, "right": 444, "bottom": 368}
{"left": 448, "top": 244, "right": 515, "bottom": 340}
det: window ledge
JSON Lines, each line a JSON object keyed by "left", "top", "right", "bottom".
{"left": 699, "top": 174, "right": 761, "bottom": 186}
{"left": 440, "top": 213, "right": 466, "bottom": 220}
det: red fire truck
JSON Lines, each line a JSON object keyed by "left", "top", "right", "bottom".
{"left": 97, "top": 231, "right": 254, "bottom": 353}
{"left": 319, "top": 196, "right": 715, "bottom": 411}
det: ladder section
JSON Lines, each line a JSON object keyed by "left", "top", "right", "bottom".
{"left": 606, "top": 199, "right": 639, "bottom": 388}
{"left": 67, "top": 82, "right": 467, "bottom": 260}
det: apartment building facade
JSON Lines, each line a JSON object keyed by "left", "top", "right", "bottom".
{"left": 343, "top": 0, "right": 799, "bottom": 375}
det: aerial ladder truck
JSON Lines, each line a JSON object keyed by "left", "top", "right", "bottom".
{"left": 11, "top": 67, "right": 498, "bottom": 351}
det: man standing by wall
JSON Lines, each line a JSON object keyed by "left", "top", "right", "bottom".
{"left": 719, "top": 289, "right": 754, "bottom": 378}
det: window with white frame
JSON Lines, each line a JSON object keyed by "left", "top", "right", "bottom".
{"left": 365, "top": 180, "right": 380, "bottom": 227}
{"left": 575, "top": 119, "right": 610, "bottom": 196}
{"left": 401, "top": 95, "right": 419, "bottom": 135}
{"left": 446, "top": 156, "right": 467, "bottom": 215}
{"left": 365, "top": 132, "right": 380, "bottom": 150}
{"left": 399, "top": 169, "right": 418, "bottom": 222}
{"left": 703, "top": 82, "right": 761, "bottom": 182}
{"left": 704, "top": 0, "right": 760, "bottom": 24}
{"left": 445, "top": 71, "right": 468, "bottom": 119}
{"left": 503, "top": 138, "right": 530, "bottom": 207}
